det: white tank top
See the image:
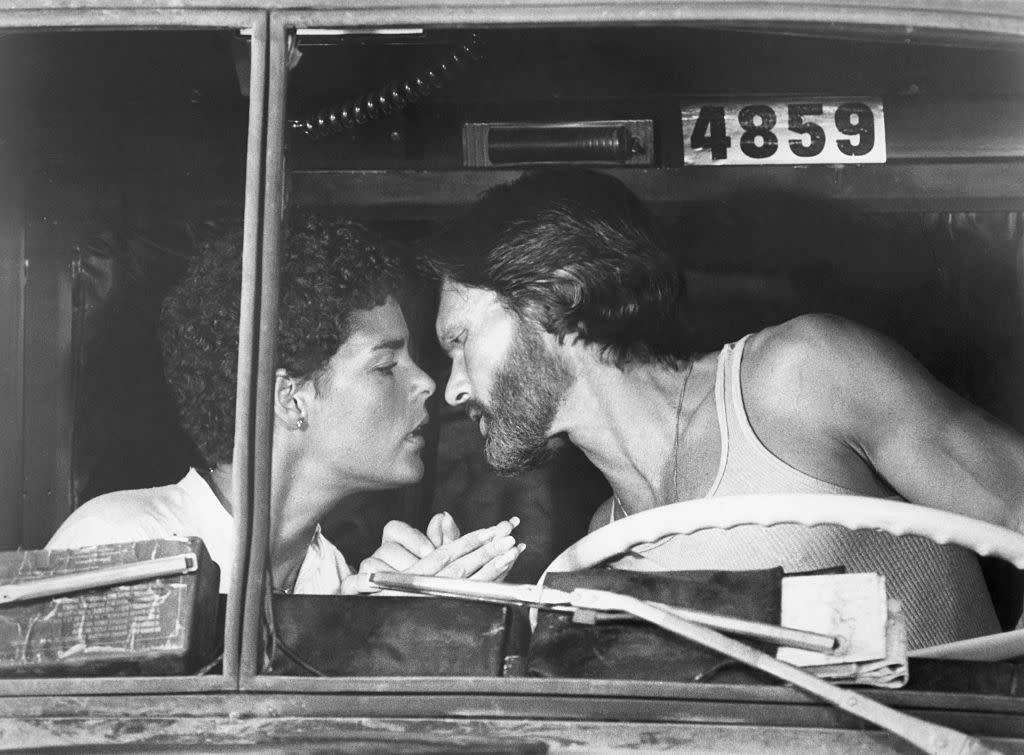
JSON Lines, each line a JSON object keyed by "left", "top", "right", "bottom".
{"left": 610, "top": 336, "right": 1000, "bottom": 649}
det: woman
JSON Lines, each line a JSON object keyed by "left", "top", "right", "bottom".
{"left": 47, "top": 215, "right": 523, "bottom": 594}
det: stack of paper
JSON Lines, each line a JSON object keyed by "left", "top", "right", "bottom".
{"left": 778, "top": 572, "right": 907, "bottom": 688}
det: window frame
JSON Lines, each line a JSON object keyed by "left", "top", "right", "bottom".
{"left": 232, "top": 3, "right": 1024, "bottom": 742}
{"left": 0, "top": 8, "right": 269, "bottom": 696}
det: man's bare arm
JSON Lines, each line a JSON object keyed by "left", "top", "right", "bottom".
{"left": 747, "top": 314, "right": 1024, "bottom": 531}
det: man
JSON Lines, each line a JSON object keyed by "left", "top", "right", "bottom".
{"left": 426, "top": 168, "right": 1024, "bottom": 648}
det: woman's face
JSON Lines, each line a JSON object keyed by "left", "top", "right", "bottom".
{"left": 301, "top": 296, "right": 436, "bottom": 490}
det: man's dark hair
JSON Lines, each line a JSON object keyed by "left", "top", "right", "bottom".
{"left": 160, "top": 214, "right": 407, "bottom": 467}
{"left": 428, "top": 168, "right": 687, "bottom": 366}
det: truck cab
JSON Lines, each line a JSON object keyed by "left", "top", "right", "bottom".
{"left": 2, "top": 3, "right": 1024, "bottom": 751}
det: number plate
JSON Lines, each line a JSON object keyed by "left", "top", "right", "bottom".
{"left": 681, "top": 99, "right": 886, "bottom": 166}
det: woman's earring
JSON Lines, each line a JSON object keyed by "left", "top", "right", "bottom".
{"left": 296, "top": 416, "right": 307, "bottom": 430}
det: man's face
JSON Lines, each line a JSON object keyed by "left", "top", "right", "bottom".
{"left": 435, "top": 280, "right": 574, "bottom": 475}
{"left": 301, "top": 296, "right": 436, "bottom": 489}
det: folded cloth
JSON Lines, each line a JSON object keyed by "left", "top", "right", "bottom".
{"left": 267, "top": 595, "right": 510, "bottom": 676}
{"left": 528, "top": 568, "right": 783, "bottom": 684}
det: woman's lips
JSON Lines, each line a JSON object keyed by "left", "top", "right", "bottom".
{"left": 405, "top": 417, "right": 429, "bottom": 444}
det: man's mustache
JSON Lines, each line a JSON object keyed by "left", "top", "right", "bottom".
{"left": 464, "top": 398, "right": 492, "bottom": 423}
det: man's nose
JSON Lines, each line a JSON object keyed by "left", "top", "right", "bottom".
{"left": 444, "top": 358, "right": 471, "bottom": 406}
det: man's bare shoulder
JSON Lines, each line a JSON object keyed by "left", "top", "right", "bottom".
{"left": 748, "top": 311, "right": 855, "bottom": 360}
{"left": 740, "top": 314, "right": 895, "bottom": 433}
{"left": 746, "top": 313, "right": 851, "bottom": 385}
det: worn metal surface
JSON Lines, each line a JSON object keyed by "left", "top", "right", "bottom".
{"left": 1, "top": 2, "right": 1022, "bottom": 38}
{"left": 0, "top": 3, "right": 1020, "bottom": 60}
{"left": 269, "top": 4, "right": 1024, "bottom": 41}
{"left": 2, "top": 709, "right": 1024, "bottom": 753}
{"left": 2, "top": 671, "right": 1020, "bottom": 716}
{"left": 0, "top": 540, "right": 219, "bottom": 678}
{"left": 0, "top": 9, "right": 262, "bottom": 27}
{"left": 1, "top": 684, "right": 1024, "bottom": 748}
{"left": 3, "top": 684, "right": 1024, "bottom": 718}
{"left": 10, "top": 715, "right": 1021, "bottom": 754}
{"left": 224, "top": 11, "right": 269, "bottom": 685}
{"left": 230, "top": 688, "right": 1024, "bottom": 737}
{"left": 0, "top": 676, "right": 232, "bottom": 697}
{"left": 239, "top": 17, "right": 289, "bottom": 681}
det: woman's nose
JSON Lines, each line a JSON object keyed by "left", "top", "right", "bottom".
{"left": 411, "top": 361, "right": 435, "bottom": 399}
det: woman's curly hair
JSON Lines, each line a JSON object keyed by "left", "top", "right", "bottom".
{"left": 160, "top": 215, "right": 407, "bottom": 467}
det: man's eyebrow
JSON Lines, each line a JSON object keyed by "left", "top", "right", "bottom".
{"left": 372, "top": 338, "right": 405, "bottom": 352}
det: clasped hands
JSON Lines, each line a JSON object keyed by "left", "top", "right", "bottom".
{"left": 340, "top": 511, "right": 525, "bottom": 595}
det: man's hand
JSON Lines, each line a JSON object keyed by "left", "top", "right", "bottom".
{"left": 343, "top": 513, "right": 525, "bottom": 594}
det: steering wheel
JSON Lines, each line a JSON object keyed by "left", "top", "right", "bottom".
{"left": 540, "top": 494, "right": 1024, "bottom": 657}
{"left": 546, "top": 494, "right": 1024, "bottom": 572}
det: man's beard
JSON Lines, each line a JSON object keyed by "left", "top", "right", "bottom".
{"left": 470, "top": 323, "right": 574, "bottom": 476}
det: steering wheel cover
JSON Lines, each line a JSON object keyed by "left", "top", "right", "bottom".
{"left": 544, "top": 494, "right": 1024, "bottom": 576}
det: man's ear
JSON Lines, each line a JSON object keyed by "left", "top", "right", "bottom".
{"left": 273, "top": 368, "right": 308, "bottom": 430}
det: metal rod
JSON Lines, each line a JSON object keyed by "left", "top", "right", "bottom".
{"left": 0, "top": 554, "right": 198, "bottom": 605}
{"left": 226, "top": 11, "right": 269, "bottom": 683}
{"left": 632, "top": 601, "right": 838, "bottom": 654}
{"left": 370, "top": 572, "right": 551, "bottom": 604}
{"left": 370, "top": 573, "right": 839, "bottom": 654}
{"left": 0, "top": 10, "right": 262, "bottom": 29}
{"left": 570, "top": 589, "right": 996, "bottom": 755}
{"left": 239, "top": 16, "right": 289, "bottom": 680}
{"left": 271, "top": 7, "right": 1024, "bottom": 41}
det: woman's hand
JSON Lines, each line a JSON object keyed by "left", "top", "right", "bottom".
{"left": 343, "top": 513, "right": 525, "bottom": 594}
